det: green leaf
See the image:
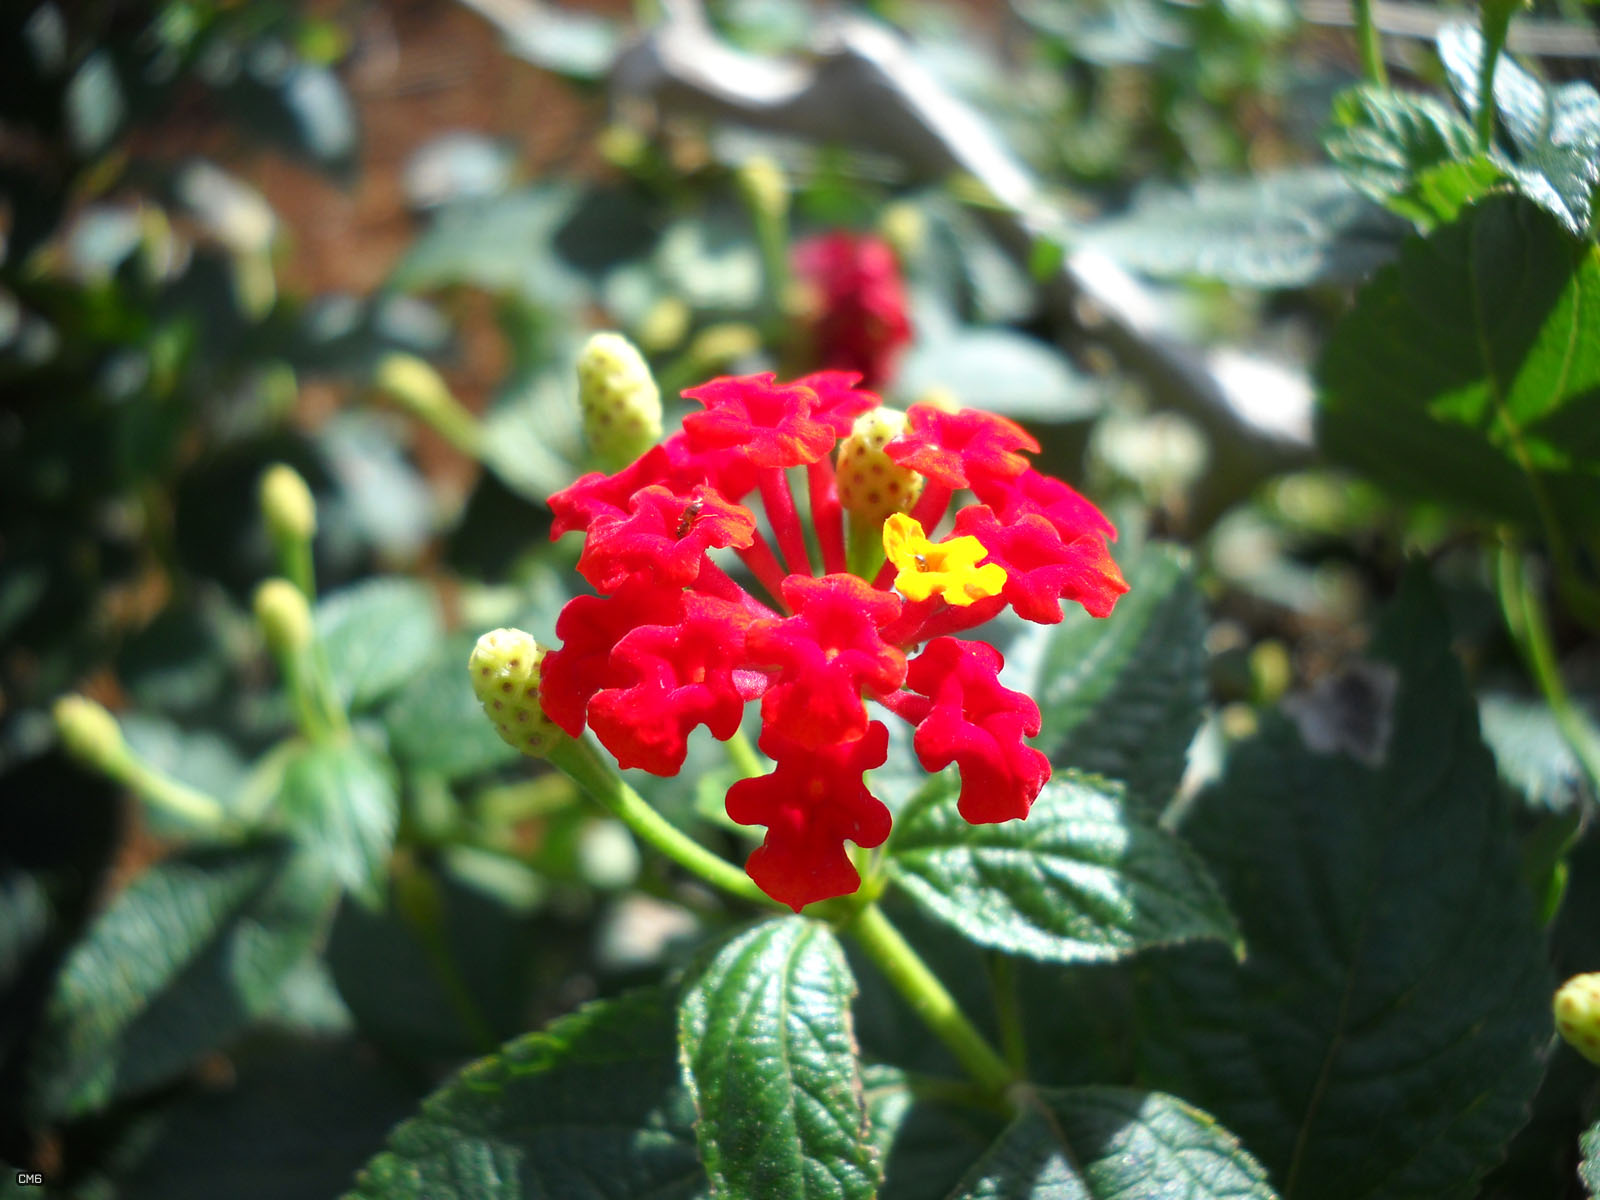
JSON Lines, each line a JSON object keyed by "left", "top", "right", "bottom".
{"left": 316, "top": 578, "right": 442, "bottom": 710}
{"left": 1135, "top": 569, "right": 1551, "bottom": 1200}
{"left": 1083, "top": 168, "right": 1404, "bottom": 287}
{"left": 1007, "top": 542, "right": 1206, "bottom": 814}
{"left": 863, "top": 1065, "right": 1003, "bottom": 1200}
{"left": 1439, "top": 24, "right": 1600, "bottom": 236}
{"left": 1479, "top": 691, "right": 1598, "bottom": 813}
{"left": 27, "top": 841, "right": 338, "bottom": 1120}
{"left": 278, "top": 742, "right": 398, "bottom": 906}
{"left": 896, "top": 316, "right": 1101, "bottom": 422}
{"left": 678, "top": 917, "right": 877, "bottom": 1200}
{"left": 1325, "top": 85, "right": 1502, "bottom": 227}
{"left": 948, "top": 1087, "right": 1277, "bottom": 1200}
{"left": 348, "top": 987, "right": 704, "bottom": 1199}
{"left": 384, "top": 634, "right": 519, "bottom": 781}
{"left": 1581, "top": 1120, "right": 1600, "bottom": 1197}
{"left": 886, "top": 772, "right": 1237, "bottom": 964}
{"left": 1316, "top": 194, "right": 1600, "bottom": 534}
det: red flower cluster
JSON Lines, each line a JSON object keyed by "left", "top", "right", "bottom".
{"left": 792, "top": 232, "right": 913, "bottom": 388}
{"left": 543, "top": 372, "right": 1126, "bottom": 910}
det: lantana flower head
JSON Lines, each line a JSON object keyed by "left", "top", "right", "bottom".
{"left": 792, "top": 232, "right": 913, "bottom": 388}
{"left": 539, "top": 371, "right": 1127, "bottom": 909}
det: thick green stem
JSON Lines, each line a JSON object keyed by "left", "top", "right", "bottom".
{"left": 1475, "top": 1, "right": 1516, "bottom": 151}
{"left": 845, "top": 903, "right": 1017, "bottom": 1098}
{"left": 725, "top": 728, "right": 766, "bottom": 780}
{"left": 1352, "top": 0, "right": 1388, "bottom": 87}
{"left": 1497, "top": 540, "right": 1600, "bottom": 801}
{"left": 550, "top": 736, "right": 779, "bottom": 909}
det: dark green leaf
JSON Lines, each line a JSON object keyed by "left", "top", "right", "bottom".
{"left": 863, "top": 1066, "right": 1003, "bottom": 1200}
{"left": 1083, "top": 169, "right": 1403, "bottom": 287}
{"left": 1581, "top": 1121, "right": 1600, "bottom": 1196}
{"left": 1136, "top": 570, "right": 1550, "bottom": 1200}
{"left": 27, "top": 841, "right": 338, "bottom": 1120}
{"left": 1007, "top": 543, "right": 1206, "bottom": 814}
{"left": 1326, "top": 85, "right": 1502, "bottom": 227}
{"left": 948, "top": 1087, "right": 1277, "bottom": 1200}
{"left": 384, "top": 634, "right": 519, "bottom": 780}
{"left": 278, "top": 742, "right": 398, "bottom": 906}
{"left": 316, "top": 578, "right": 442, "bottom": 710}
{"left": 679, "top": 917, "right": 877, "bottom": 1200}
{"left": 347, "top": 987, "right": 704, "bottom": 1199}
{"left": 1316, "top": 194, "right": 1600, "bottom": 533}
{"left": 1439, "top": 24, "right": 1600, "bottom": 236}
{"left": 887, "top": 772, "right": 1237, "bottom": 964}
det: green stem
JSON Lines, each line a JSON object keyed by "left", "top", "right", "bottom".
{"left": 847, "top": 514, "right": 886, "bottom": 581}
{"left": 1352, "top": 0, "right": 1388, "bottom": 87}
{"left": 726, "top": 728, "right": 766, "bottom": 780}
{"left": 1496, "top": 539, "right": 1600, "bottom": 800}
{"left": 549, "top": 736, "right": 779, "bottom": 909}
{"left": 845, "top": 903, "right": 1017, "bottom": 1098}
{"left": 1476, "top": 1, "right": 1515, "bottom": 151}
{"left": 122, "top": 759, "right": 231, "bottom": 829}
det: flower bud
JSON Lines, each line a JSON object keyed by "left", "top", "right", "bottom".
{"left": 837, "top": 407, "right": 924, "bottom": 525}
{"left": 254, "top": 578, "right": 313, "bottom": 659}
{"left": 685, "top": 323, "right": 760, "bottom": 372}
{"left": 879, "top": 201, "right": 925, "bottom": 263}
{"left": 259, "top": 463, "right": 317, "bottom": 543}
{"left": 1555, "top": 973, "right": 1600, "bottom": 1065}
{"left": 374, "top": 353, "right": 482, "bottom": 455}
{"left": 577, "top": 332, "right": 662, "bottom": 470}
{"left": 636, "top": 296, "right": 690, "bottom": 355}
{"left": 736, "top": 155, "right": 788, "bottom": 223}
{"left": 469, "top": 628, "right": 566, "bottom": 759}
{"left": 53, "top": 695, "right": 126, "bottom": 774}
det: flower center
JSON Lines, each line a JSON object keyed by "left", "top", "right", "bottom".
{"left": 881, "top": 513, "right": 1006, "bottom": 607}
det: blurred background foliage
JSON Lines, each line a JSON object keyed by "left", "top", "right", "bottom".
{"left": 2, "top": 0, "right": 1598, "bottom": 1196}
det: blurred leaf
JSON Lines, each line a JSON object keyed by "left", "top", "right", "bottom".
{"left": 896, "top": 313, "right": 1101, "bottom": 421}
{"left": 384, "top": 633, "right": 519, "bottom": 781}
{"left": 864, "top": 1066, "right": 1002, "bottom": 1200}
{"left": 654, "top": 211, "right": 764, "bottom": 312}
{"left": 1583, "top": 1121, "right": 1600, "bottom": 1196}
{"left": 316, "top": 414, "right": 435, "bottom": 561}
{"left": 403, "top": 133, "right": 517, "bottom": 211}
{"left": 1480, "top": 691, "right": 1598, "bottom": 813}
{"left": 947, "top": 1088, "right": 1276, "bottom": 1200}
{"left": 1316, "top": 194, "right": 1600, "bottom": 534}
{"left": 1084, "top": 168, "right": 1403, "bottom": 287}
{"left": 1005, "top": 543, "right": 1206, "bottom": 814}
{"left": 119, "top": 715, "right": 249, "bottom": 820}
{"left": 1439, "top": 24, "right": 1600, "bottom": 237}
{"left": 347, "top": 987, "right": 705, "bottom": 1199}
{"left": 116, "top": 594, "right": 236, "bottom": 715}
{"left": 27, "top": 841, "right": 338, "bottom": 1121}
{"left": 887, "top": 772, "right": 1237, "bottom": 964}
{"left": 1326, "top": 85, "right": 1502, "bottom": 227}
{"left": 483, "top": 2, "right": 620, "bottom": 81}
{"left": 316, "top": 578, "right": 442, "bottom": 711}
{"left": 277, "top": 742, "right": 398, "bottom": 907}
{"left": 65, "top": 50, "right": 124, "bottom": 155}
{"left": 679, "top": 917, "right": 877, "bottom": 1200}
{"left": 1135, "top": 570, "right": 1550, "bottom": 1200}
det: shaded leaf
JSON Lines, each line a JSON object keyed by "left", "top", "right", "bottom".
{"left": 348, "top": 987, "right": 704, "bottom": 1199}
{"left": 1582, "top": 1121, "right": 1600, "bottom": 1197}
{"left": 384, "top": 634, "right": 519, "bottom": 781}
{"left": 863, "top": 1065, "right": 1003, "bottom": 1200}
{"left": 1316, "top": 194, "right": 1600, "bottom": 533}
{"left": 316, "top": 578, "right": 442, "bottom": 710}
{"left": 948, "top": 1087, "right": 1277, "bottom": 1200}
{"left": 1480, "top": 691, "right": 1598, "bottom": 813}
{"left": 887, "top": 772, "right": 1237, "bottom": 964}
{"left": 679, "top": 917, "right": 877, "bottom": 1200}
{"left": 278, "top": 742, "right": 398, "bottom": 906}
{"left": 896, "top": 317, "right": 1100, "bottom": 422}
{"left": 1136, "top": 570, "right": 1550, "bottom": 1200}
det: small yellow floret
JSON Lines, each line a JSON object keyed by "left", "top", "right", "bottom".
{"left": 882, "top": 513, "right": 1006, "bottom": 607}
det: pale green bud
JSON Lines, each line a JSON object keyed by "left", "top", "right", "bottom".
{"left": 254, "top": 578, "right": 313, "bottom": 658}
{"left": 578, "top": 332, "right": 662, "bottom": 470}
{"left": 736, "top": 155, "right": 789, "bottom": 222}
{"left": 879, "top": 201, "right": 925, "bottom": 263}
{"left": 837, "top": 407, "right": 924, "bottom": 525}
{"left": 1555, "top": 973, "right": 1600, "bottom": 1065}
{"left": 259, "top": 463, "right": 317, "bottom": 543}
{"left": 636, "top": 296, "right": 691, "bottom": 355}
{"left": 53, "top": 695, "right": 127, "bottom": 774}
{"left": 469, "top": 628, "right": 566, "bottom": 759}
{"left": 375, "top": 352, "right": 455, "bottom": 422}
{"left": 685, "top": 323, "right": 761, "bottom": 371}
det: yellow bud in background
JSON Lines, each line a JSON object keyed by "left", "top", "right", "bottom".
{"left": 578, "top": 332, "right": 662, "bottom": 470}
{"left": 915, "top": 387, "right": 962, "bottom": 414}
{"left": 254, "top": 578, "right": 313, "bottom": 659}
{"left": 259, "top": 463, "right": 317, "bottom": 543}
{"left": 468, "top": 628, "right": 566, "bottom": 759}
{"left": 685, "top": 323, "right": 761, "bottom": 373}
{"left": 879, "top": 201, "right": 926, "bottom": 263}
{"left": 837, "top": 407, "right": 924, "bottom": 526}
{"left": 53, "top": 695, "right": 127, "bottom": 774}
{"left": 1555, "top": 973, "right": 1600, "bottom": 1065}
{"left": 736, "top": 155, "right": 789, "bottom": 223}
{"left": 375, "top": 352, "right": 454, "bottom": 422}
{"left": 636, "top": 296, "right": 691, "bottom": 355}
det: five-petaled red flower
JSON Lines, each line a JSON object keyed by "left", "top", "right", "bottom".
{"left": 541, "top": 370, "right": 1126, "bottom": 910}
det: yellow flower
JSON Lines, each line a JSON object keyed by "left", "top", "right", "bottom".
{"left": 882, "top": 513, "right": 1006, "bottom": 607}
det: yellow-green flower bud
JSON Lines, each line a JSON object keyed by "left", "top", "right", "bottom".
{"left": 736, "top": 155, "right": 789, "bottom": 223}
{"left": 636, "top": 296, "right": 691, "bottom": 355}
{"left": 837, "top": 407, "right": 924, "bottom": 525}
{"left": 879, "top": 201, "right": 925, "bottom": 263}
{"left": 469, "top": 628, "right": 566, "bottom": 759}
{"left": 578, "top": 332, "right": 662, "bottom": 470}
{"left": 1555, "top": 973, "right": 1600, "bottom": 1065}
{"left": 374, "top": 352, "right": 482, "bottom": 455}
{"left": 254, "top": 578, "right": 313, "bottom": 659}
{"left": 53, "top": 695, "right": 126, "bottom": 774}
{"left": 685, "top": 323, "right": 761, "bottom": 372}
{"left": 259, "top": 463, "right": 317, "bottom": 543}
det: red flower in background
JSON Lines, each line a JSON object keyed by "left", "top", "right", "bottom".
{"left": 540, "top": 372, "right": 1126, "bottom": 910}
{"left": 792, "top": 233, "right": 913, "bottom": 389}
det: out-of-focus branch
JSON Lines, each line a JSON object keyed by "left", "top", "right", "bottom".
{"left": 609, "top": 11, "right": 1312, "bottom": 526}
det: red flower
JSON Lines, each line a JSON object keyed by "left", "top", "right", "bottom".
{"left": 725, "top": 722, "right": 892, "bottom": 911}
{"left": 536, "top": 369, "right": 1125, "bottom": 908}
{"left": 792, "top": 233, "right": 912, "bottom": 388}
